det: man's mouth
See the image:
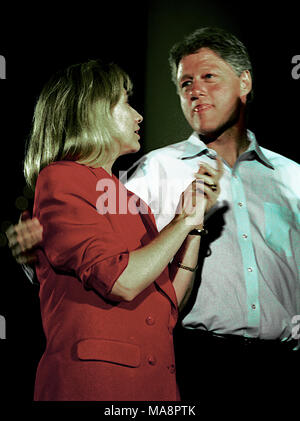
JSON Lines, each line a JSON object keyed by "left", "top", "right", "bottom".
{"left": 193, "top": 104, "right": 213, "bottom": 113}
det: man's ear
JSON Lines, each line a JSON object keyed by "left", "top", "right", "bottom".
{"left": 240, "top": 70, "right": 252, "bottom": 103}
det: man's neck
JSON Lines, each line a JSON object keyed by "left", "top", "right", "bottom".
{"left": 201, "top": 127, "right": 249, "bottom": 168}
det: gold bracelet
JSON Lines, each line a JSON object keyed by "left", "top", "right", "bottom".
{"left": 176, "top": 261, "right": 198, "bottom": 272}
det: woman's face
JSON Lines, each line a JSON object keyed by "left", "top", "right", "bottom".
{"left": 112, "top": 90, "right": 143, "bottom": 155}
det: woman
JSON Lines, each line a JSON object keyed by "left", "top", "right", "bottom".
{"left": 18, "top": 60, "right": 222, "bottom": 401}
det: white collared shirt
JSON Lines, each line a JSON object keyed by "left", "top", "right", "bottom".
{"left": 125, "top": 131, "right": 300, "bottom": 340}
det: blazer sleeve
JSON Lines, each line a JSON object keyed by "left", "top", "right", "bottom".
{"left": 34, "top": 162, "right": 129, "bottom": 299}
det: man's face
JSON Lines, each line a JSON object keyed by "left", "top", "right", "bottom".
{"left": 177, "top": 48, "right": 251, "bottom": 137}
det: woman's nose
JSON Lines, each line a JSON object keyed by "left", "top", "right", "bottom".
{"left": 136, "top": 111, "right": 143, "bottom": 123}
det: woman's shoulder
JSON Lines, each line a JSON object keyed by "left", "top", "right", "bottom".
{"left": 36, "top": 161, "right": 108, "bottom": 192}
{"left": 35, "top": 161, "right": 116, "bottom": 202}
{"left": 38, "top": 161, "right": 109, "bottom": 182}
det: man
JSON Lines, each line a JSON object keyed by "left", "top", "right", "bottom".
{"left": 7, "top": 27, "right": 300, "bottom": 403}
{"left": 124, "top": 27, "right": 300, "bottom": 403}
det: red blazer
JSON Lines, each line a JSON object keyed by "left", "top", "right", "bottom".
{"left": 33, "top": 161, "right": 179, "bottom": 401}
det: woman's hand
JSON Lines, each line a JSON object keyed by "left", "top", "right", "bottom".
{"left": 175, "top": 156, "right": 223, "bottom": 230}
{"left": 194, "top": 156, "right": 223, "bottom": 213}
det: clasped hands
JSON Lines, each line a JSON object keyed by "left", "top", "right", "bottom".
{"left": 176, "top": 157, "right": 223, "bottom": 230}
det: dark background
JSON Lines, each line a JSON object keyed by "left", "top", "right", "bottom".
{"left": 0, "top": 0, "right": 299, "bottom": 409}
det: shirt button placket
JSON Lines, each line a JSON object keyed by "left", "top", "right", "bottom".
{"left": 231, "top": 170, "right": 260, "bottom": 336}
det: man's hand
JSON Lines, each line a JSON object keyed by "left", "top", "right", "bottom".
{"left": 5, "top": 212, "right": 43, "bottom": 264}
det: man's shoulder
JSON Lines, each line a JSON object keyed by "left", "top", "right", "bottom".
{"left": 148, "top": 138, "right": 190, "bottom": 156}
{"left": 125, "top": 137, "right": 191, "bottom": 186}
{"left": 260, "top": 147, "right": 299, "bottom": 171}
{"left": 144, "top": 138, "right": 191, "bottom": 163}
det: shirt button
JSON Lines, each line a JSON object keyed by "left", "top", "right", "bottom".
{"left": 207, "top": 149, "right": 217, "bottom": 158}
{"left": 242, "top": 234, "right": 248, "bottom": 239}
{"left": 238, "top": 202, "right": 243, "bottom": 207}
{"left": 147, "top": 355, "right": 157, "bottom": 366}
{"left": 247, "top": 267, "right": 253, "bottom": 272}
{"left": 251, "top": 304, "right": 256, "bottom": 310}
{"left": 146, "top": 316, "right": 155, "bottom": 326}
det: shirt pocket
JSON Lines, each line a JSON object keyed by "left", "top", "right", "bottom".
{"left": 264, "top": 202, "right": 293, "bottom": 258}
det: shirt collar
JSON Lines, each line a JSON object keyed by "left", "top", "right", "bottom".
{"left": 245, "top": 130, "right": 274, "bottom": 169}
{"left": 178, "top": 130, "right": 275, "bottom": 170}
{"left": 178, "top": 132, "right": 211, "bottom": 160}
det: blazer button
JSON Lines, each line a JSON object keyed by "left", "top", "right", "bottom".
{"left": 147, "top": 355, "right": 157, "bottom": 366}
{"left": 168, "top": 364, "right": 176, "bottom": 374}
{"left": 146, "top": 316, "right": 155, "bottom": 326}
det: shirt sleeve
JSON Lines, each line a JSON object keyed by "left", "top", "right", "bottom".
{"left": 34, "top": 162, "right": 129, "bottom": 298}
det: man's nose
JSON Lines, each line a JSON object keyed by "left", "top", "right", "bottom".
{"left": 190, "top": 81, "right": 206, "bottom": 100}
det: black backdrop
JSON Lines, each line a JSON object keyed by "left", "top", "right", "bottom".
{"left": 0, "top": 0, "right": 299, "bottom": 411}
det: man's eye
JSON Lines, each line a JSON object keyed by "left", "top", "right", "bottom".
{"left": 181, "top": 80, "right": 192, "bottom": 89}
{"left": 204, "top": 73, "right": 214, "bottom": 79}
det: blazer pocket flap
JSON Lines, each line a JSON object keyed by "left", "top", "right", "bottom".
{"left": 76, "top": 338, "right": 141, "bottom": 367}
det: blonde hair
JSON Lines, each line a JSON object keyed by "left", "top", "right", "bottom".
{"left": 24, "top": 60, "right": 133, "bottom": 190}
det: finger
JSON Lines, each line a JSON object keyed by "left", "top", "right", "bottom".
{"left": 215, "top": 156, "right": 224, "bottom": 180}
{"left": 5, "top": 228, "right": 18, "bottom": 247}
{"left": 15, "top": 219, "right": 43, "bottom": 248}
{"left": 202, "top": 183, "right": 219, "bottom": 196}
{"left": 181, "top": 182, "right": 204, "bottom": 214}
{"left": 16, "top": 252, "right": 38, "bottom": 265}
{"left": 195, "top": 162, "right": 219, "bottom": 178}
{"left": 196, "top": 157, "right": 224, "bottom": 181}
{"left": 16, "top": 228, "right": 42, "bottom": 252}
{"left": 202, "top": 185, "right": 219, "bottom": 211}
{"left": 192, "top": 182, "right": 206, "bottom": 207}
{"left": 16, "top": 230, "right": 37, "bottom": 252}
{"left": 194, "top": 173, "right": 219, "bottom": 190}
{"left": 20, "top": 210, "right": 31, "bottom": 222}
